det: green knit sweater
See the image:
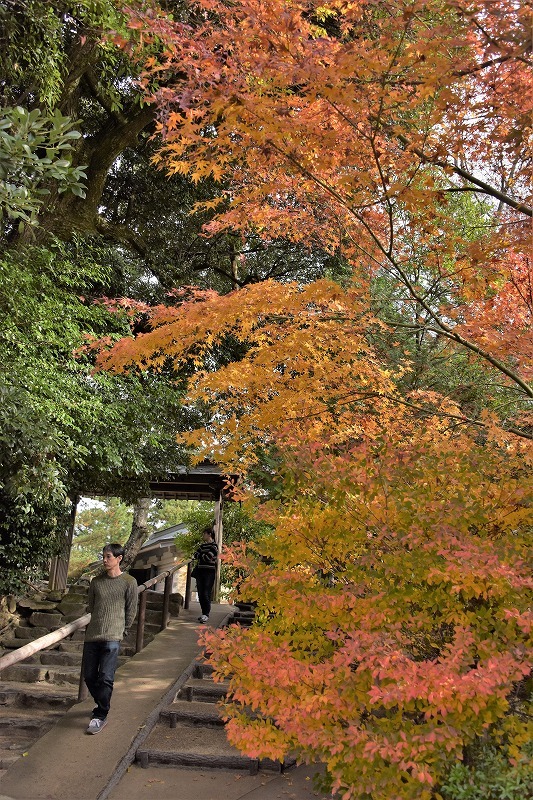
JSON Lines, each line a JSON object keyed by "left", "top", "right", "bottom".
{"left": 85, "top": 572, "right": 138, "bottom": 642}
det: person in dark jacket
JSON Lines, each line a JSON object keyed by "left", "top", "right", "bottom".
{"left": 193, "top": 527, "right": 219, "bottom": 623}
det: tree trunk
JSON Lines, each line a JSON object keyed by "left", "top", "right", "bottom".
{"left": 21, "top": 104, "right": 155, "bottom": 245}
{"left": 48, "top": 494, "right": 80, "bottom": 593}
{"left": 122, "top": 497, "right": 151, "bottom": 570}
{"left": 13, "top": 25, "right": 156, "bottom": 248}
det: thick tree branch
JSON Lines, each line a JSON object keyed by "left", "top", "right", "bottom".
{"left": 95, "top": 216, "right": 148, "bottom": 256}
{"left": 83, "top": 68, "right": 128, "bottom": 125}
{"left": 326, "top": 99, "right": 531, "bottom": 216}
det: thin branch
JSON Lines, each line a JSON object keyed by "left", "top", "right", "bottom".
{"left": 267, "top": 140, "right": 533, "bottom": 397}
{"left": 95, "top": 216, "right": 147, "bottom": 256}
{"left": 288, "top": 389, "right": 533, "bottom": 440}
{"left": 395, "top": 132, "right": 532, "bottom": 217}
{"left": 325, "top": 99, "right": 532, "bottom": 217}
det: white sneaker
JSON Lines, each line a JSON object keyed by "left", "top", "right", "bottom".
{"left": 199, "top": 615, "right": 209, "bottom": 623}
{"left": 87, "top": 718, "right": 107, "bottom": 734}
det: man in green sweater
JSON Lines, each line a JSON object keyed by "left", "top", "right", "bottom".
{"left": 83, "top": 543, "right": 138, "bottom": 734}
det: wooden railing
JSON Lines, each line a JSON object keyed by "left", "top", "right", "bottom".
{"left": 0, "top": 560, "right": 193, "bottom": 702}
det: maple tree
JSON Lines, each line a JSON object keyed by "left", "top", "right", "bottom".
{"left": 93, "top": 1, "right": 533, "bottom": 797}
{"left": 126, "top": 0, "right": 531, "bottom": 401}
{"left": 205, "top": 419, "right": 532, "bottom": 800}
{"left": 94, "top": 281, "right": 532, "bottom": 799}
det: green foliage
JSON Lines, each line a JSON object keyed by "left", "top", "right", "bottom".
{"left": 176, "top": 501, "right": 271, "bottom": 557}
{"left": 0, "top": 380, "right": 70, "bottom": 594}
{"left": 176, "top": 501, "right": 272, "bottom": 595}
{"left": 367, "top": 191, "right": 523, "bottom": 425}
{"left": 99, "top": 141, "right": 346, "bottom": 297}
{"left": 0, "top": 0, "right": 349, "bottom": 597}
{"left": 440, "top": 741, "right": 533, "bottom": 800}
{"left": 171, "top": 503, "right": 215, "bottom": 557}
{"left": 69, "top": 498, "right": 210, "bottom": 577}
{"left": 0, "top": 106, "right": 87, "bottom": 226}
{"left": 69, "top": 497, "right": 133, "bottom": 576}
{"left": 0, "top": 243, "right": 114, "bottom": 592}
{"left": 0, "top": 0, "right": 65, "bottom": 109}
{"left": 149, "top": 499, "right": 206, "bottom": 532}
{"left": 0, "top": 242, "right": 192, "bottom": 592}
{"left": 0, "top": 0, "right": 138, "bottom": 110}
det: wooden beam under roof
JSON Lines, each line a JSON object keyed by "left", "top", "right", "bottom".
{"left": 148, "top": 464, "right": 239, "bottom": 501}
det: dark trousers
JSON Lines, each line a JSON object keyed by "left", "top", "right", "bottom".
{"left": 196, "top": 569, "right": 216, "bottom": 617}
{"left": 83, "top": 640, "right": 120, "bottom": 720}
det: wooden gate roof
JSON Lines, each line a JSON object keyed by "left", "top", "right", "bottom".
{"left": 148, "top": 464, "right": 238, "bottom": 502}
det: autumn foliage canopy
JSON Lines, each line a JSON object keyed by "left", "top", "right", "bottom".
{"left": 96, "top": 0, "right": 533, "bottom": 797}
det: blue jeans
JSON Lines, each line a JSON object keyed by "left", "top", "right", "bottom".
{"left": 83, "top": 640, "right": 120, "bottom": 720}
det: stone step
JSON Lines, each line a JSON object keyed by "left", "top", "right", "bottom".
{"left": 61, "top": 591, "right": 88, "bottom": 603}
{"left": 136, "top": 722, "right": 257, "bottom": 772}
{"left": 0, "top": 663, "right": 82, "bottom": 686}
{"left": 161, "top": 700, "right": 225, "bottom": 728}
{"left": 0, "top": 701, "right": 71, "bottom": 769}
{"left": 57, "top": 641, "right": 84, "bottom": 654}
{"left": 234, "top": 602, "right": 256, "bottom": 613}
{"left": 231, "top": 612, "right": 254, "bottom": 627}
{"left": 19, "top": 651, "right": 127, "bottom": 669}
{"left": 11, "top": 631, "right": 157, "bottom": 659}
{"left": 134, "top": 609, "right": 165, "bottom": 626}
{"left": 176, "top": 679, "right": 229, "bottom": 704}
{"left": 0, "top": 664, "right": 48, "bottom": 683}
{"left": 1, "top": 638, "right": 37, "bottom": 650}
{"left": 0, "top": 682, "right": 77, "bottom": 711}
{"left": 0, "top": 711, "right": 62, "bottom": 735}
{"left": 57, "top": 608, "right": 88, "bottom": 623}
{"left": 25, "top": 652, "right": 82, "bottom": 667}
{"left": 1, "top": 627, "right": 87, "bottom": 650}
{"left": 0, "top": 749, "right": 24, "bottom": 771}
{"left": 136, "top": 722, "right": 295, "bottom": 773}
{"left": 14, "top": 626, "right": 51, "bottom": 641}
{"left": 28, "top": 612, "right": 64, "bottom": 630}
{"left": 39, "top": 650, "right": 82, "bottom": 669}
{"left": 192, "top": 663, "right": 215, "bottom": 679}
{"left": 0, "top": 678, "right": 77, "bottom": 770}
{"left": 127, "top": 622, "right": 160, "bottom": 637}
{"left": 232, "top": 614, "right": 255, "bottom": 623}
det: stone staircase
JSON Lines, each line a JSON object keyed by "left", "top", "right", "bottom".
{"left": 0, "top": 583, "right": 182, "bottom": 773}
{"left": 135, "top": 602, "right": 295, "bottom": 776}
{"left": 229, "top": 603, "right": 255, "bottom": 628}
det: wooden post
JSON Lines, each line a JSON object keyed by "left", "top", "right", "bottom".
{"left": 161, "top": 574, "right": 172, "bottom": 631}
{"left": 135, "top": 591, "right": 147, "bottom": 653}
{"left": 213, "top": 490, "right": 223, "bottom": 602}
{"left": 78, "top": 648, "right": 88, "bottom": 702}
{"left": 184, "top": 562, "right": 192, "bottom": 610}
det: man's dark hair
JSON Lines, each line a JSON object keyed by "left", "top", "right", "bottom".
{"left": 102, "top": 543, "right": 125, "bottom": 559}
{"left": 202, "top": 527, "right": 215, "bottom": 539}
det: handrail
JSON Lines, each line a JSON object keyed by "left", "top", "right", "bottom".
{"left": 0, "top": 615, "right": 91, "bottom": 672}
{"left": 0, "top": 559, "right": 193, "bottom": 685}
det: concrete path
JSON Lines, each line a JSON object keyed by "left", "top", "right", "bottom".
{"left": 0, "top": 603, "right": 333, "bottom": 800}
{"left": 0, "top": 604, "right": 227, "bottom": 800}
